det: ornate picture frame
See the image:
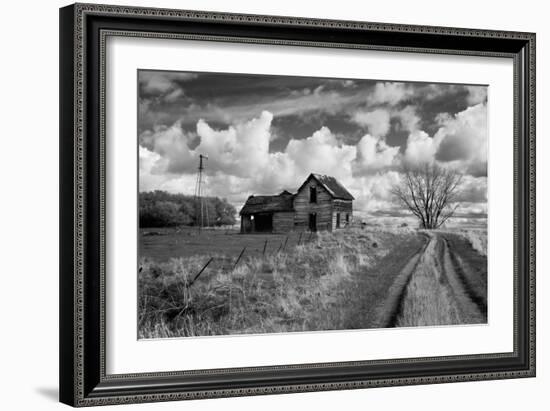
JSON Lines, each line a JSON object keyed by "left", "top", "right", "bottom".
{"left": 59, "top": 3, "right": 535, "bottom": 407}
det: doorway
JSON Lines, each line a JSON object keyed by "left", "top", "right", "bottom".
{"left": 253, "top": 213, "right": 273, "bottom": 232}
{"left": 308, "top": 213, "right": 317, "bottom": 232}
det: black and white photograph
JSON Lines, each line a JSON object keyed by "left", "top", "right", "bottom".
{"left": 137, "top": 70, "right": 488, "bottom": 339}
{"left": 1, "top": 0, "right": 543, "bottom": 408}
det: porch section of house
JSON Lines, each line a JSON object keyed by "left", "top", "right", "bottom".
{"left": 332, "top": 199, "right": 353, "bottom": 230}
{"left": 240, "top": 211, "right": 294, "bottom": 233}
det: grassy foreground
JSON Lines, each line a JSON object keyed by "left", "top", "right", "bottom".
{"left": 138, "top": 228, "right": 423, "bottom": 338}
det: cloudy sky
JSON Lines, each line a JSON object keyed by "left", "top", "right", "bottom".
{"left": 138, "top": 70, "right": 488, "bottom": 225}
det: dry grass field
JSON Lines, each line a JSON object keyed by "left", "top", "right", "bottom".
{"left": 138, "top": 226, "right": 487, "bottom": 338}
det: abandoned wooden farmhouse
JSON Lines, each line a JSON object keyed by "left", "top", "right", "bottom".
{"left": 240, "top": 173, "right": 354, "bottom": 233}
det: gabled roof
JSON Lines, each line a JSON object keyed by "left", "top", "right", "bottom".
{"left": 298, "top": 173, "right": 355, "bottom": 201}
{"left": 240, "top": 174, "right": 353, "bottom": 215}
{"left": 240, "top": 191, "right": 295, "bottom": 215}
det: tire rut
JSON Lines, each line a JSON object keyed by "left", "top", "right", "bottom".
{"left": 387, "top": 232, "right": 486, "bottom": 327}
{"left": 440, "top": 237, "right": 486, "bottom": 324}
{"left": 442, "top": 236, "right": 487, "bottom": 316}
{"left": 374, "top": 233, "right": 430, "bottom": 328}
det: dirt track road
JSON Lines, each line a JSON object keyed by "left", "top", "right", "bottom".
{"left": 376, "top": 232, "right": 487, "bottom": 328}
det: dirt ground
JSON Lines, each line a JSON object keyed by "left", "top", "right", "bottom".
{"left": 140, "top": 226, "right": 314, "bottom": 261}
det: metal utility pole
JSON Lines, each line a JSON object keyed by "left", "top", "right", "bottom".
{"left": 194, "top": 154, "right": 209, "bottom": 232}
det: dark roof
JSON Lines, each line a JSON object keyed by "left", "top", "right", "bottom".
{"left": 299, "top": 173, "right": 355, "bottom": 200}
{"left": 240, "top": 174, "right": 353, "bottom": 215}
{"left": 240, "top": 192, "right": 295, "bottom": 215}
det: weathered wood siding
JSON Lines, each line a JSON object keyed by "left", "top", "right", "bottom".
{"left": 272, "top": 212, "right": 294, "bottom": 233}
{"left": 331, "top": 199, "right": 353, "bottom": 229}
{"left": 294, "top": 177, "right": 333, "bottom": 231}
{"left": 240, "top": 215, "right": 253, "bottom": 233}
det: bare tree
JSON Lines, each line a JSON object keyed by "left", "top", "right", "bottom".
{"left": 391, "top": 163, "right": 463, "bottom": 229}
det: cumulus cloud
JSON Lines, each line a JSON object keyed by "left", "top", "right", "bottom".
{"left": 368, "top": 82, "right": 413, "bottom": 106}
{"left": 352, "top": 109, "right": 391, "bottom": 136}
{"left": 140, "top": 100, "right": 488, "bottom": 215}
{"left": 139, "top": 122, "right": 197, "bottom": 174}
{"left": 435, "top": 103, "right": 487, "bottom": 176}
{"left": 196, "top": 111, "right": 272, "bottom": 177}
{"left": 395, "top": 105, "right": 420, "bottom": 133}
{"left": 285, "top": 127, "right": 356, "bottom": 181}
{"left": 455, "top": 175, "right": 487, "bottom": 203}
{"left": 139, "top": 146, "right": 170, "bottom": 192}
{"left": 138, "top": 74, "right": 488, "bottom": 222}
{"left": 140, "top": 111, "right": 271, "bottom": 177}
{"left": 353, "top": 134, "right": 400, "bottom": 175}
{"left": 398, "top": 103, "right": 487, "bottom": 176}
{"left": 352, "top": 105, "right": 419, "bottom": 141}
{"left": 347, "top": 172, "right": 402, "bottom": 214}
{"left": 139, "top": 112, "right": 359, "bottom": 207}
{"left": 403, "top": 130, "right": 440, "bottom": 166}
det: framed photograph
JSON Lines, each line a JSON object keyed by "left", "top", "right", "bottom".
{"left": 59, "top": 3, "right": 535, "bottom": 407}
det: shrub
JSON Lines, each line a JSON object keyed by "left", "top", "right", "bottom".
{"left": 139, "top": 190, "right": 237, "bottom": 228}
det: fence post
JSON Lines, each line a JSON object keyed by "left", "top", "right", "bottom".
{"left": 188, "top": 257, "right": 213, "bottom": 287}
{"left": 232, "top": 247, "right": 247, "bottom": 270}
{"left": 282, "top": 236, "right": 289, "bottom": 251}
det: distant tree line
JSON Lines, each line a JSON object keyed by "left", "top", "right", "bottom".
{"left": 139, "top": 191, "right": 237, "bottom": 228}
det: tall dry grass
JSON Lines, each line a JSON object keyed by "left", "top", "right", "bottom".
{"left": 139, "top": 228, "right": 389, "bottom": 338}
{"left": 437, "top": 228, "right": 487, "bottom": 256}
{"left": 395, "top": 234, "right": 462, "bottom": 327}
{"left": 458, "top": 229, "right": 487, "bottom": 256}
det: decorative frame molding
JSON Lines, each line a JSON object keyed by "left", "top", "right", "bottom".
{"left": 60, "top": 3, "right": 535, "bottom": 407}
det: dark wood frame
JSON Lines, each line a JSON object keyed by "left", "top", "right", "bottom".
{"left": 59, "top": 3, "right": 536, "bottom": 407}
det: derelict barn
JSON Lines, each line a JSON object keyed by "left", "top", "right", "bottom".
{"left": 240, "top": 173, "right": 354, "bottom": 234}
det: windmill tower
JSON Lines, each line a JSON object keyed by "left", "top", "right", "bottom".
{"left": 194, "top": 154, "right": 209, "bottom": 232}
